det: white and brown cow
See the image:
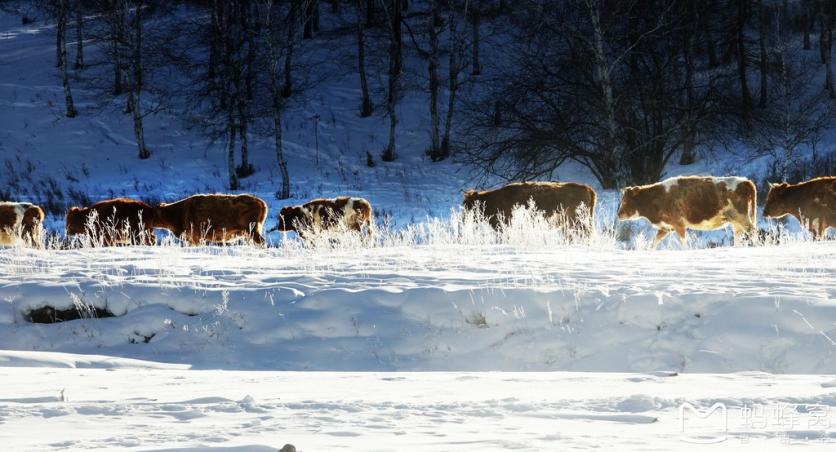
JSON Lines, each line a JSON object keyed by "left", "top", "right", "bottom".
{"left": 155, "top": 194, "right": 269, "bottom": 246}
{"left": 0, "top": 202, "right": 45, "bottom": 247}
{"left": 462, "top": 181, "right": 597, "bottom": 234}
{"left": 763, "top": 176, "right": 835, "bottom": 239}
{"left": 617, "top": 176, "right": 757, "bottom": 248}
{"left": 276, "top": 197, "right": 373, "bottom": 240}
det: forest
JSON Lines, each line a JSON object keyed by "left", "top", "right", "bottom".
{"left": 4, "top": 0, "right": 836, "bottom": 195}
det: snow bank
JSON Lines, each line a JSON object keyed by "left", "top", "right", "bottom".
{"left": 1, "top": 240, "right": 834, "bottom": 373}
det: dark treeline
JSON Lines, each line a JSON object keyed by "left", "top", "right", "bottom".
{"left": 4, "top": 0, "right": 836, "bottom": 194}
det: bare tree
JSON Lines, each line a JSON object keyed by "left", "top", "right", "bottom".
{"left": 356, "top": 0, "right": 373, "bottom": 117}
{"left": 125, "top": 0, "right": 149, "bottom": 159}
{"left": 262, "top": 0, "right": 291, "bottom": 199}
{"left": 427, "top": 0, "right": 440, "bottom": 157}
{"left": 57, "top": 0, "right": 77, "bottom": 118}
{"left": 381, "top": 0, "right": 402, "bottom": 162}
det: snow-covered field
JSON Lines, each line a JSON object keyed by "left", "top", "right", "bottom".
{"left": 2, "top": 239, "right": 834, "bottom": 373}
{"left": 3, "top": 359, "right": 836, "bottom": 451}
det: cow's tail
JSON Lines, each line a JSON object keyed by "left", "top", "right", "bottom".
{"left": 748, "top": 180, "right": 757, "bottom": 228}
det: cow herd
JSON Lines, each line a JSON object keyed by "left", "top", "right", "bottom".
{"left": 0, "top": 175, "right": 833, "bottom": 249}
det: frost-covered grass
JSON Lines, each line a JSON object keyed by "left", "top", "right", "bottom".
{"left": 1, "top": 210, "right": 834, "bottom": 373}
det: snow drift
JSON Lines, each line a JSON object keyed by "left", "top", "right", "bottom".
{"left": 1, "top": 232, "right": 834, "bottom": 373}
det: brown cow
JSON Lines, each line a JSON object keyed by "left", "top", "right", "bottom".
{"left": 0, "top": 202, "right": 45, "bottom": 247}
{"left": 276, "top": 197, "right": 373, "bottom": 240}
{"left": 617, "top": 176, "right": 757, "bottom": 248}
{"left": 462, "top": 182, "right": 597, "bottom": 233}
{"left": 763, "top": 176, "right": 835, "bottom": 239}
{"left": 66, "top": 198, "right": 156, "bottom": 246}
{"left": 155, "top": 194, "right": 268, "bottom": 246}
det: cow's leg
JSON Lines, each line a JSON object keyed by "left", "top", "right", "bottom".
{"left": 250, "top": 230, "right": 266, "bottom": 247}
{"left": 673, "top": 225, "right": 688, "bottom": 249}
{"left": 141, "top": 229, "right": 156, "bottom": 246}
{"left": 809, "top": 218, "right": 823, "bottom": 240}
{"left": 651, "top": 228, "right": 670, "bottom": 249}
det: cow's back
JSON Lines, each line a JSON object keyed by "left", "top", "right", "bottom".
{"left": 468, "top": 182, "right": 595, "bottom": 223}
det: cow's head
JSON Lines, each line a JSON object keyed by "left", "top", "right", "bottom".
{"left": 617, "top": 187, "right": 641, "bottom": 220}
{"left": 462, "top": 189, "right": 479, "bottom": 211}
{"left": 65, "top": 206, "right": 87, "bottom": 235}
{"left": 277, "top": 206, "right": 306, "bottom": 232}
{"left": 763, "top": 182, "right": 790, "bottom": 218}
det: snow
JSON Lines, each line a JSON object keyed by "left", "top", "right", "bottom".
{"left": 1, "top": 239, "right": 834, "bottom": 373}
{"left": 2, "top": 365, "right": 836, "bottom": 450}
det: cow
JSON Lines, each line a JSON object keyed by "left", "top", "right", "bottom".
{"left": 617, "top": 176, "right": 757, "bottom": 248}
{"left": 763, "top": 176, "right": 835, "bottom": 239}
{"left": 275, "top": 197, "right": 373, "bottom": 241}
{"left": 462, "top": 181, "right": 597, "bottom": 234}
{"left": 0, "top": 202, "right": 45, "bottom": 247}
{"left": 155, "top": 194, "right": 268, "bottom": 246}
{"left": 66, "top": 198, "right": 156, "bottom": 246}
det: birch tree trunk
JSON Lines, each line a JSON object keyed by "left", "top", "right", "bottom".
{"left": 356, "top": 0, "right": 373, "bottom": 117}
{"left": 263, "top": 0, "right": 291, "bottom": 199}
{"left": 585, "top": 0, "right": 620, "bottom": 187}
{"left": 282, "top": 1, "right": 297, "bottom": 98}
{"left": 440, "top": 8, "right": 458, "bottom": 160}
{"left": 428, "top": 0, "right": 440, "bottom": 157}
{"left": 58, "top": 0, "right": 77, "bottom": 118}
{"left": 382, "top": 0, "right": 402, "bottom": 162}
{"left": 129, "top": 0, "right": 149, "bottom": 159}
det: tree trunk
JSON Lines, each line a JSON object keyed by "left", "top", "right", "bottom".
{"left": 130, "top": 1, "right": 148, "bottom": 159}
{"left": 803, "top": 5, "right": 812, "bottom": 50}
{"left": 111, "top": 3, "right": 124, "bottom": 96}
{"left": 209, "top": 0, "right": 218, "bottom": 81}
{"left": 471, "top": 0, "right": 481, "bottom": 76}
{"left": 680, "top": 5, "right": 696, "bottom": 165}
{"left": 58, "top": 0, "right": 77, "bottom": 118}
{"left": 265, "top": 0, "right": 291, "bottom": 199}
{"left": 586, "top": 0, "right": 620, "bottom": 186}
{"left": 304, "top": 0, "right": 316, "bottom": 39}
{"left": 382, "top": 0, "right": 402, "bottom": 162}
{"left": 366, "top": 0, "right": 375, "bottom": 26}
{"left": 824, "top": 1, "right": 836, "bottom": 99}
{"left": 736, "top": 0, "right": 752, "bottom": 121}
{"left": 282, "top": 2, "right": 297, "bottom": 97}
{"left": 74, "top": 6, "right": 84, "bottom": 69}
{"left": 440, "top": 8, "right": 458, "bottom": 160}
{"left": 428, "top": 0, "right": 440, "bottom": 157}
{"left": 237, "top": 98, "right": 254, "bottom": 177}
{"left": 227, "top": 120, "right": 239, "bottom": 190}
{"left": 356, "top": 0, "right": 373, "bottom": 117}
{"left": 244, "top": 2, "right": 255, "bottom": 101}
{"left": 56, "top": 12, "right": 62, "bottom": 68}
{"left": 704, "top": 1, "right": 718, "bottom": 67}
{"left": 758, "top": 1, "right": 768, "bottom": 108}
